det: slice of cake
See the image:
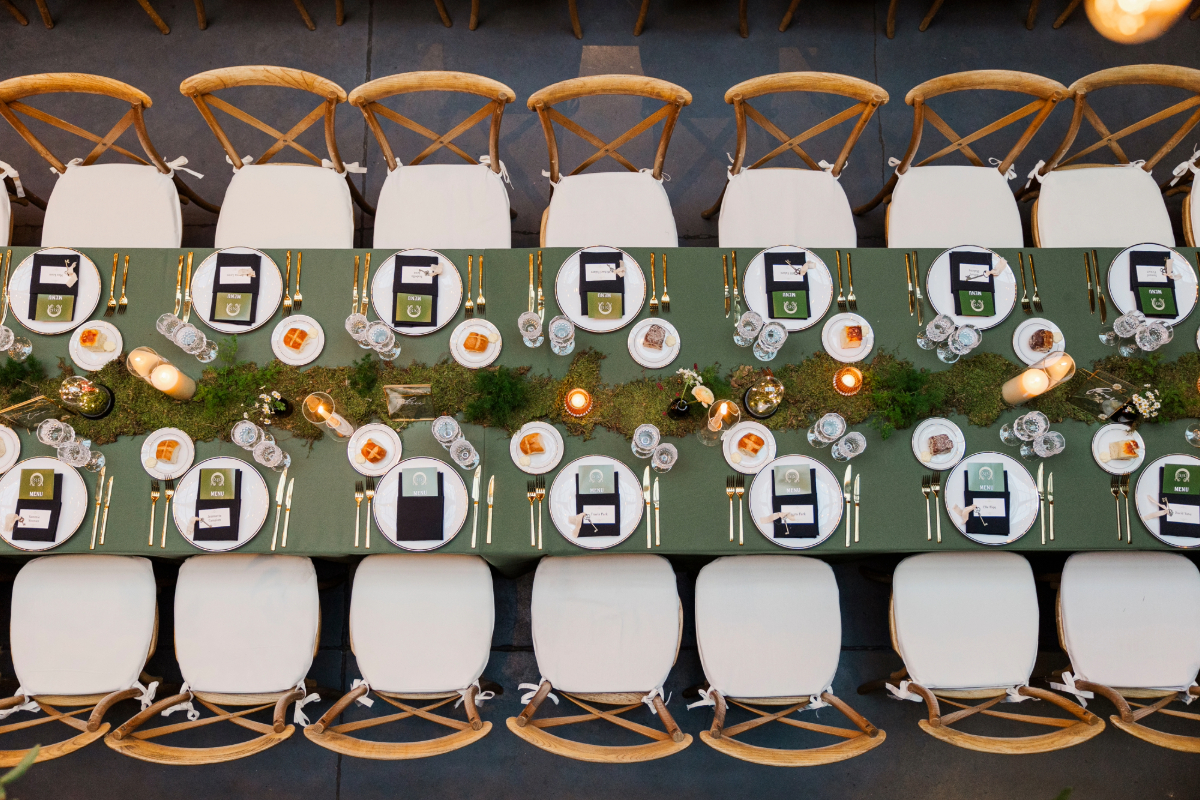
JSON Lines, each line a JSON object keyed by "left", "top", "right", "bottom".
{"left": 1028, "top": 329, "right": 1058, "bottom": 353}
{"left": 642, "top": 324, "right": 667, "bottom": 351}
{"left": 928, "top": 434, "right": 954, "bottom": 457}
{"left": 840, "top": 325, "right": 864, "bottom": 350}
{"left": 79, "top": 328, "right": 115, "bottom": 353}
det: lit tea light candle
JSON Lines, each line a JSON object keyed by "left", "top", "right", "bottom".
{"left": 304, "top": 393, "right": 354, "bottom": 438}
{"left": 834, "top": 367, "right": 863, "bottom": 396}
{"left": 565, "top": 388, "right": 593, "bottom": 417}
{"left": 127, "top": 346, "right": 162, "bottom": 379}
{"left": 150, "top": 363, "right": 196, "bottom": 401}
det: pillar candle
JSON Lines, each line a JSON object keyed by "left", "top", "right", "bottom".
{"left": 128, "top": 347, "right": 162, "bottom": 379}
{"left": 1001, "top": 368, "right": 1051, "bottom": 405}
{"left": 150, "top": 364, "right": 196, "bottom": 401}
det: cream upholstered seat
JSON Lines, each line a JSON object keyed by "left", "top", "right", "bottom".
{"left": 887, "top": 166, "right": 1024, "bottom": 250}
{"left": 718, "top": 169, "right": 856, "bottom": 249}
{"left": 214, "top": 164, "right": 354, "bottom": 250}
{"left": 41, "top": 163, "right": 183, "bottom": 248}
{"left": 1034, "top": 166, "right": 1174, "bottom": 248}
{"left": 544, "top": 171, "right": 678, "bottom": 249}
{"left": 373, "top": 164, "right": 511, "bottom": 250}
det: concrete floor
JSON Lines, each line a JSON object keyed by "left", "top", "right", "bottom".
{"left": 3, "top": 1, "right": 1200, "bottom": 797}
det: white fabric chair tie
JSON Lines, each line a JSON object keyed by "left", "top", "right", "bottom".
{"left": 804, "top": 687, "right": 834, "bottom": 711}
{"left": 885, "top": 680, "right": 924, "bottom": 702}
{"left": 52, "top": 157, "right": 85, "bottom": 176}
{"left": 1049, "top": 671, "right": 1094, "bottom": 708}
{"left": 0, "top": 688, "right": 40, "bottom": 720}
{"left": 989, "top": 157, "right": 1017, "bottom": 181}
{"left": 1024, "top": 159, "right": 1047, "bottom": 190}
{"left": 164, "top": 156, "right": 203, "bottom": 180}
{"left": 818, "top": 159, "right": 844, "bottom": 180}
{"left": 478, "top": 156, "right": 513, "bottom": 188}
{"left": 1170, "top": 147, "right": 1200, "bottom": 186}
{"left": 541, "top": 169, "right": 559, "bottom": 187}
{"left": 226, "top": 155, "right": 255, "bottom": 172}
{"left": 321, "top": 158, "right": 367, "bottom": 175}
{"left": 1179, "top": 681, "right": 1199, "bottom": 705}
{"left": 0, "top": 160, "right": 24, "bottom": 198}
{"left": 519, "top": 679, "right": 558, "bottom": 706}
{"left": 454, "top": 680, "right": 496, "bottom": 709}
{"left": 133, "top": 680, "right": 158, "bottom": 711}
{"left": 1126, "top": 159, "right": 1149, "bottom": 176}
{"left": 351, "top": 678, "right": 374, "bottom": 707}
{"left": 888, "top": 156, "right": 905, "bottom": 177}
{"left": 292, "top": 682, "right": 321, "bottom": 727}
{"left": 639, "top": 167, "right": 668, "bottom": 183}
{"left": 162, "top": 681, "right": 199, "bottom": 721}
{"left": 640, "top": 686, "right": 670, "bottom": 715}
{"left": 686, "top": 686, "right": 718, "bottom": 710}
{"left": 1005, "top": 686, "right": 1037, "bottom": 704}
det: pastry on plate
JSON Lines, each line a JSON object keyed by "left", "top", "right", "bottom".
{"left": 642, "top": 324, "right": 667, "bottom": 351}
{"left": 737, "top": 432, "right": 765, "bottom": 458}
{"left": 928, "top": 434, "right": 954, "bottom": 457}
{"left": 840, "top": 325, "right": 864, "bottom": 350}
{"left": 155, "top": 439, "right": 180, "bottom": 464}
{"left": 282, "top": 327, "right": 310, "bottom": 352}
{"left": 1101, "top": 439, "right": 1140, "bottom": 462}
{"left": 1028, "top": 328, "right": 1060, "bottom": 353}
{"left": 79, "top": 328, "right": 115, "bottom": 353}
{"left": 463, "top": 331, "right": 491, "bottom": 353}
{"left": 356, "top": 438, "right": 388, "bottom": 465}
{"left": 520, "top": 432, "right": 545, "bottom": 456}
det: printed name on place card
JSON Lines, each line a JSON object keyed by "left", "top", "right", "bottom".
{"left": 780, "top": 504, "right": 814, "bottom": 524}
{"left": 582, "top": 505, "right": 616, "bottom": 525}
{"left": 400, "top": 266, "right": 435, "bottom": 284}
{"left": 198, "top": 508, "right": 232, "bottom": 529}
{"left": 1135, "top": 264, "right": 1169, "bottom": 284}
{"left": 584, "top": 260, "right": 620, "bottom": 282}
{"left": 19, "top": 509, "right": 51, "bottom": 529}
{"left": 974, "top": 497, "right": 1007, "bottom": 517}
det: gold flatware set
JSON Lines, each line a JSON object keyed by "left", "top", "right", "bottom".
{"left": 920, "top": 471, "right": 942, "bottom": 543}
{"left": 725, "top": 474, "right": 745, "bottom": 545}
{"left": 465, "top": 255, "right": 486, "bottom": 316}
{"left": 838, "top": 251, "right": 857, "bottom": 312}
{"left": 647, "top": 253, "right": 672, "bottom": 315}
{"left": 1110, "top": 474, "right": 1130, "bottom": 544}
{"left": 283, "top": 251, "right": 305, "bottom": 316}
{"left": 835, "top": 251, "right": 847, "bottom": 312}
{"left": 104, "top": 254, "right": 132, "bottom": 317}
{"left": 527, "top": 475, "right": 545, "bottom": 549}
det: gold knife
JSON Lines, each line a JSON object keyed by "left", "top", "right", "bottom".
{"left": 1094, "top": 248, "right": 1107, "bottom": 324}
{"left": 1085, "top": 251, "right": 1095, "bottom": 313}
{"left": 912, "top": 250, "right": 924, "bottom": 326}
{"left": 352, "top": 254, "right": 360, "bottom": 314}
{"left": 89, "top": 464, "right": 106, "bottom": 550}
{"left": 853, "top": 474, "right": 860, "bottom": 544}
{"left": 270, "top": 465, "right": 288, "bottom": 551}
{"left": 904, "top": 253, "right": 915, "bottom": 316}
{"left": 642, "top": 466, "right": 652, "bottom": 550}
{"left": 528, "top": 253, "right": 535, "bottom": 313}
{"left": 653, "top": 477, "right": 660, "bottom": 547}
{"left": 281, "top": 478, "right": 295, "bottom": 548}
{"left": 1048, "top": 473, "right": 1054, "bottom": 542}
{"left": 731, "top": 251, "right": 742, "bottom": 318}
{"left": 486, "top": 475, "right": 495, "bottom": 545}
{"left": 181, "top": 251, "right": 194, "bottom": 322}
{"left": 471, "top": 465, "right": 481, "bottom": 549}
{"left": 173, "top": 254, "right": 183, "bottom": 316}
{"left": 843, "top": 464, "right": 853, "bottom": 548}
{"left": 360, "top": 252, "right": 372, "bottom": 315}
{"left": 99, "top": 475, "right": 114, "bottom": 546}
{"left": 1, "top": 248, "right": 11, "bottom": 325}
{"left": 537, "top": 250, "right": 544, "bottom": 322}
{"left": 722, "top": 254, "right": 730, "bottom": 318}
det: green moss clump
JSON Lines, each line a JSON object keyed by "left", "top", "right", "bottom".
{"left": 464, "top": 366, "right": 530, "bottom": 428}
{"left": 867, "top": 359, "right": 946, "bottom": 439}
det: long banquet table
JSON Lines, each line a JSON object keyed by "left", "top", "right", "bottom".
{"left": 2, "top": 245, "right": 1196, "bottom": 575}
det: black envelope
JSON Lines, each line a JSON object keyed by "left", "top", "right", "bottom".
{"left": 208, "top": 252, "right": 262, "bottom": 327}
{"left": 771, "top": 467, "right": 820, "bottom": 539}
{"left": 194, "top": 470, "right": 243, "bottom": 542}
{"left": 948, "top": 250, "right": 995, "bottom": 316}
{"left": 763, "top": 251, "right": 811, "bottom": 320}
{"left": 391, "top": 255, "right": 441, "bottom": 328}
{"left": 962, "top": 469, "right": 1010, "bottom": 537}
{"left": 395, "top": 471, "right": 445, "bottom": 541}
{"left": 574, "top": 472, "right": 622, "bottom": 537}
{"left": 1129, "top": 250, "right": 1177, "bottom": 319}
{"left": 12, "top": 473, "right": 63, "bottom": 543}
{"left": 28, "top": 253, "right": 81, "bottom": 323}
{"left": 577, "top": 251, "right": 626, "bottom": 314}
{"left": 1158, "top": 465, "right": 1200, "bottom": 538}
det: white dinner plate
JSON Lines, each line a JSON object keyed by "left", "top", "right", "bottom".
{"left": 371, "top": 249, "right": 463, "bottom": 336}
{"left": 722, "top": 420, "right": 776, "bottom": 475}
{"left": 1107, "top": 244, "right": 1197, "bottom": 326}
{"left": 0, "top": 427, "right": 20, "bottom": 475}
{"left": 925, "top": 246, "right": 1017, "bottom": 331}
{"left": 748, "top": 455, "right": 842, "bottom": 549}
{"left": 449, "top": 319, "right": 502, "bottom": 369}
{"left": 10, "top": 248, "right": 101, "bottom": 335}
{"left": 549, "top": 455, "right": 644, "bottom": 549}
{"left": 821, "top": 312, "right": 874, "bottom": 363}
{"left": 740, "top": 246, "right": 834, "bottom": 333}
{"left": 1091, "top": 423, "right": 1145, "bottom": 476}
{"left": 68, "top": 320, "right": 122, "bottom": 372}
{"left": 944, "top": 451, "right": 1038, "bottom": 545}
{"left": 190, "top": 247, "right": 283, "bottom": 334}
{"left": 911, "top": 417, "right": 966, "bottom": 469}
{"left": 270, "top": 314, "right": 324, "bottom": 366}
{"left": 553, "top": 246, "right": 646, "bottom": 334}
{"left": 509, "top": 421, "right": 565, "bottom": 475}
{"left": 1136, "top": 454, "right": 1200, "bottom": 547}
{"left": 140, "top": 427, "right": 195, "bottom": 480}
{"left": 1012, "top": 317, "right": 1064, "bottom": 366}
{"left": 172, "top": 456, "right": 270, "bottom": 552}
{"left": 626, "top": 318, "right": 680, "bottom": 369}
{"left": 347, "top": 423, "right": 403, "bottom": 477}
{"left": 373, "top": 457, "right": 468, "bottom": 551}
{"left": 0, "top": 457, "right": 87, "bottom": 551}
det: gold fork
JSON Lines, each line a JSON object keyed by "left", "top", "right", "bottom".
{"left": 921, "top": 474, "right": 932, "bottom": 541}
{"left": 1018, "top": 252, "right": 1032, "bottom": 314}
{"left": 160, "top": 479, "right": 174, "bottom": 548}
{"left": 117, "top": 255, "right": 129, "bottom": 314}
{"left": 725, "top": 476, "right": 735, "bottom": 542}
{"left": 149, "top": 479, "right": 160, "bottom": 546}
{"left": 104, "top": 253, "right": 118, "bottom": 317}
{"left": 1110, "top": 475, "right": 1123, "bottom": 542}
{"left": 834, "top": 250, "right": 846, "bottom": 312}
{"left": 293, "top": 251, "right": 303, "bottom": 311}
{"left": 364, "top": 477, "right": 375, "bottom": 549}
{"left": 1120, "top": 474, "right": 1131, "bottom": 544}
{"left": 477, "top": 254, "right": 485, "bottom": 314}
{"left": 735, "top": 474, "right": 745, "bottom": 546}
{"left": 465, "top": 255, "right": 474, "bottom": 316}
{"left": 536, "top": 474, "right": 546, "bottom": 551}
{"left": 649, "top": 253, "right": 659, "bottom": 315}
{"left": 527, "top": 480, "right": 537, "bottom": 547}
{"left": 846, "top": 252, "right": 856, "bottom": 311}
{"left": 661, "top": 253, "right": 670, "bottom": 311}
{"left": 354, "top": 481, "right": 364, "bottom": 548}
{"left": 282, "top": 250, "right": 293, "bottom": 316}
{"left": 352, "top": 254, "right": 360, "bottom": 314}
{"left": 1029, "top": 253, "right": 1042, "bottom": 313}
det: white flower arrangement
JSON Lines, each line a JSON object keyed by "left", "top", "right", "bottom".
{"left": 1129, "top": 386, "right": 1162, "bottom": 419}
{"left": 676, "top": 368, "right": 713, "bottom": 407}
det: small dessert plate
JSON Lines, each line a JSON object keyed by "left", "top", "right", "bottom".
{"left": 347, "top": 423, "right": 403, "bottom": 477}
{"left": 140, "top": 427, "right": 195, "bottom": 480}
{"left": 449, "top": 319, "right": 502, "bottom": 369}
{"left": 1012, "top": 317, "right": 1064, "bottom": 366}
{"left": 510, "top": 421, "right": 565, "bottom": 475}
{"left": 911, "top": 417, "right": 966, "bottom": 469}
{"left": 68, "top": 320, "right": 122, "bottom": 372}
{"left": 0, "top": 426, "right": 21, "bottom": 475}
{"left": 722, "top": 420, "right": 776, "bottom": 475}
{"left": 627, "top": 318, "right": 680, "bottom": 369}
{"left": 821, "top": 312, "right": 874, "bottom": 363}
{"left": 1091, "top": 423, "right": 1146, "bottom": 476}
{"left": 271, "top": 314, "right": 324, "bottom": 366}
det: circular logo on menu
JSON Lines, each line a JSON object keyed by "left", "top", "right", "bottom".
{"left": 413, "top": 471, "right": 428, "bottom": 486}
{"left": 970, "top": 299, "right": 986, "bottom": 313}
{"left": 406, "top": 305, "right": 422, "bottom": 318}
{"left": 29, "top": 473, "right": 43, "bottom": 487}
{"left": 1176, "top": 468, "right": 1191, "bottom": 483}
{"left": 225, "top": 303, "right": 241, "bottom": 317}
{"left": 210, "top": 472, "right": 225, "bottom": 487}
{"left": 588, "top": 468, "right": 604, "bottom": 484}
{"left": 46, "top": 304, "right": 63, "bottom": 318}
{"left": 979, "top": 466, "right": 995, "bottom": 482}
{"left": 1152, "top": 298, "right": 1166, "bottom": 311}
{"left": 784, "top": 301, "right": 798, "bottom": 314}
{"left": 784, "top": 468, "right": 801, "bottom": 484}
{"left": 598, "top": 302, "right": 613, "bottom": 315}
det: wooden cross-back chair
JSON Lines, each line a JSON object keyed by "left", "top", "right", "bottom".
{"left": 528, "top": 75, "right": 691, "bottom": 247}
{"left": 884, "top": 0, "right": 1046, "bottom": 37}
{"left": 12, "top": 0, "right": 343, "bottom": 32}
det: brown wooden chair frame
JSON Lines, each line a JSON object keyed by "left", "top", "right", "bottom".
{"left": 701, "top": 72, "right": 889, "bottom": 220}
{"left": 0, "top": 72, "right": 218, "bottom": 213}
{"left": 527, "top": 75, "right": 692, "bottom": 246}
{"left": 179, "top": 65, "right": 373, "bottom": 215}
{"left": 17, "top": 0, "right": 343, "bottom": 33}
{"left": 854, "top": 70, "right": 1068, "bottom": 220}
{"left": 856, "top": 595, "right": 1105, "bottom": 755}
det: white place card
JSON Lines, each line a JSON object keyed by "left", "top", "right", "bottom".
{"left": 771, "top": 263, "right": 806, "bottom": 282}
{"left": 780, "top": 504, "right": 814, "bottom": 525}
{"left": 1169, "top": 503, "right": 1200, "bottom": 525}
{"left": 1135, "top": 264, "right": 1169, "bottom": 284}
{"left": 584, "top": 261, "right": 621, "bottom": 282}
{"left": 582, "top": 504, "right": 616, "bottom": 525}
{"left": 20, "top": 509, "right": 51, "bottom": 529}
{"left": 400, "top": 266, "right": 435, "bottom": 284}
{"left": 974, "top": 497, "right": 1007, "bottom": 517}
{"left": 198, "top": 508, "right": 232, "bottom": 529}
{"left": 39, "top": 266, "right": 73, "bottom": 285}
{"left": 219, "top": 266, "right": 255, "bottom": 284}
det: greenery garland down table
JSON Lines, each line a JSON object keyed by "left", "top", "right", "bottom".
{"left": 1, "top": 246, "right": 1199, "bottom": 576}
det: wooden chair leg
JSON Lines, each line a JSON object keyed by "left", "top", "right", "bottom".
{"left": 86, "top": 689, "right": 142, "bottom": 732}
{"left": 336, "top": 0, "right": 344, "bottom": 24}
{"left": 193, "top": 0, "right": 206, "bottom": 28}
{"left": 463, "top": 685, "right": 483, "bottom": 731}
{"left": 1054, "top": 0, "right": 1082, "bottom": 27}
{"left": 918, "top": 0, "right": 945, "bottom": 31}
{"left": 853, "top": 172, "right": 899, "bottom": 216}
{"left": 633, "top": 0, "right": 649, "bottom": 35}
{"left": 133, "top": 0, "right": 170, "bottom": 33}
{"left": 2, "top": 0, "right": 28, "bottom": 24}
{"left": 292, "top": 0, "right": 316, "bottom": 29}
{"left": 568, "top": 0, "right": 582, "bottom": 38}
{"left": 857, "top": 667, "right": 908, "bottom": 695}
{"left": 272, "top": 689, "right": 305, "bottom": 733}
{"left": 886, "top": 0, "right": 898, "bottom": 37}
{"left": 516, "top": 681, "right": 552, "bottom": 727}
{"left": 469, "top": 0, "right": 478, "bottom": 29}
{"left": 709, "top": 692, "right": 728, "bottom": 738}
{"left": 34, "top": 0, "right": 50, "bottom": 28}
{"left": 702, "top": 183, "right": 729, "bottom": 220}
{"left": 779, "top": 0, "right": 801, "bottom": 32}
{"left": 738, "top": 0, "right": 747, "bottom": 37}
{"left": 1025, "top": 0, "right": 1039, "bottom": 28}
{"left": 652, "top": 695, "right": 686, "bottom": 744}
{"left": 434, "top": 0, "right": 452, "bottom": 26}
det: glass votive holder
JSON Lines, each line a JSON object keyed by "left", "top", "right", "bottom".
{"left": 450, "top": 437, "right": 480, "bottom": 470}
{"left": 549, "top": 315, "right": 575, "bottom": 356}
{"left": 156, "top": 313, "right": 183, "bottom": 338}
{"left": 302, "top": 392, "right": 355, "bottom": 439}
{"left": 58, "top": 438, "right": 104, "bottom": 472}
{"left": 565, "top": 388, "right": 593, "bottom": 417}
{"left": 0, "top": 325, "right": 30, "bottom": 362}
{"left": 631, "top": 423, "right": 661, "bottom": 458}
{"left": 744, "top": 373, "right": 784, "bottom": 419}
{"left": 59, "top": 375, "right": 114, "bottom": 420}
{"left": 36, "top": 419, "right": 75, "bottom": 448}
{"left": 833, "top": 367, "right": 863, "bottom": 396}
{"left": 752, "top": 322, "right": 788, "bottom": 362}
{"left": 733, "top": 311, "right": 763, "bottom": 347}
{"left": 252, "top": 439, "right": 291, "bottom": 472}
{"left": 999, "top": 411, "right": 1049, "bottom": 446}
{"left": 1020, "top": 430, "right": 1066, "bottom": 460}
{"left": 231, "top": 419, "right": 267, "bottom": 451}
{"left": 917, "top": 314, "right": 956, "bottom": 350}
{"left": 698, "top": 400, "right": 741, "bottom": 447}
{"left": 1187, "top": 422, "right": 1200, "bottom": 448}
{"left": 807, "top": 412, "right": 846, "bottom": 448}
{"left": 432, "top": 415, "right": 462, "bottom": 449}
{"left": 831, "top": 432, "right": 867, "bottom": 462}
{"left": 345, "top": 313, "right": 372, "bottom": 349}
{"left": 365, "top": 321, "right": 402, "bottom": 360}
{"left": 651, "top": 442, "right": 678, "bottom": 473}
{"left": 518, "top": 312, "right": 544, "bottom": 348}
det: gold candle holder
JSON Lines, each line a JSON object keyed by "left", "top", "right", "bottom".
{"left": 833, "top": 367, "right": 863, "bottom": 396}
{"left": 565, "top": 388, "right": 593, "bottom": 417}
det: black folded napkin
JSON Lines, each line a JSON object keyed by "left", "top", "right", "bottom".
{"left": 12, "top": 473, "right": 63, "bottom": 543}
{"left": 763, "top": 251, "right": 811, "bottom": 320}
{"left": 771, "top": 466, "right": 820, "bottom": 539}
{"left": 28, "top": 252, "right": 80, "bottom": 324}
{"left": 1129, "top": 249, "right": 1178, "bottom": 319}
{"left": 574, "top": 471, "right": 621, "bottom": 537}
{"left": 395, "top": 471, "right": 445, "bottom": 541}
{"left": 1158, "top": 465, "right": 1200, "bottom": 538}
{"left": 392, "top": 255, "right": 441, "bottom": 328}
{"left": 948, "top": 250, "right": 995, "bottom": 317}
{"left": 208, "top": 252, "right": 262, "bottom": 327}
{"left": 962, "top": 469, "right": 1010, "bottom": 537}
{"left": 577, "top": 251, "right": 626, "bottom": 320}
{"left": 194, "top": 470, "right": 243, "bottom": 542}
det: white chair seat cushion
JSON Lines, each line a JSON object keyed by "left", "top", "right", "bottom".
{"left": 531, "top": 554, "right": 680, "bottom": 694}
{"left": 887, "top": 165, "right": 1023, "bottom": 249}
{"left": 214, "top": 164, "right": 354, "bottom": 249}
{"left": 1061, "top": 552, "right": 1200, "bottom": 689}
{"left": 544, "top": 171, "right": 678, "bottom": 248}
{"left": 174, "top": 554, "right": 319, "bottom": 694}
{"left": 41, "top": 163, "right": 182, "bottom": 248}
{"left": 695, "top": 555, "right": 840, "bottom": 699}
{"left": 893, "top": 552, "right": 1038, "bottom": 690}
{"left": 718, "top": 168, "right": 857, "bottom": 249}
{"left": 1036, "top": 166, "right": 1173, "bottom": 248}
{"left": 350, "top": 554, "right": 494, "bottom": 693}
{"left": 373, "top": 164, "right": 510, "bottom": 250}
{"left": 11, "top": 555, "right": 156, "bottom": 696}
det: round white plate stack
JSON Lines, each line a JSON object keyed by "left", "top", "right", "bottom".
{"left": 140, "top": 428, "right": 195, "bottom": 481}
{"left": 172, "top": 456, "right": 270, "bottom": 552}
{"left": 372, "top": 457, "right": 468, "bottom": 551}
{"left": 553, "top": 246, "right": 646, "bottom": 333}
{"left": 270, "top": 314, "right": 324, "bottom": 366}
{"left": 10, "top": 248, "right": 101, "bottom": 335}
{"left": 943, "top": 451, "right": 1038, "bottom": 545}
{"left": 449, "top": 319, "right": 502, "bottom": 369}
{"left": 925, "top": 245, "right": 1017, "bottom": 330}
{"left": 548, "top": 455, "right": 643, "bottom": 549}
{"left": 510, "top": 421, "right": 565, "bottom": 475}
{"left": 740, "top": 245, "right": 833, "bottom": 332}
{"left": 821, "top": 312, "right": 874, "bottom": 363}
{"left": 191, "top": 247, "right": 283, "bottom": 334}
{"left": 0, "top": 457, "right": 86, "bottom": 551}
{"left": 722, "top": 420, "right": 776, "bottom": 474}
{"left": 748, "top": 454, "right": 842, "bottom": 549}
{"left": 1091, "top": 423, "right": 1145, "bottom": 476}
{"left": 346, "top": 423, "right": 403, "bottom": 477}
{"left": 371, "top": 249, "right": 464, "bottom": 336}
{"left": 626, "top": 318, "right": 680, "bottom": 368}
{"left": 68, "top": 320, "right": 122, "bottom": 371}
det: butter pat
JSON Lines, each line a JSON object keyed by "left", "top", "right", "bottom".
{"left": 143, "top": 456, "right": 158, "bottom": 470}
